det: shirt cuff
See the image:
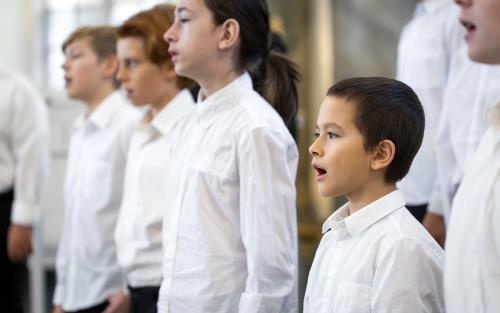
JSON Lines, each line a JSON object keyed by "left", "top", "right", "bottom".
{"left": 53, "top": 284, "right": 64, "bottom": 306}
{"left": 238, "top": 293, "right": 284, "bottom": 313}
{"left": 11, "top": 200, "right": 35, "bottom": 226}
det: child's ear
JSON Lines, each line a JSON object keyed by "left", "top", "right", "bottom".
{"left": 101, "top": 55, "right": 119, "bottom": 80}
{"left": 217, "top": 18, "right": 240, "bottom": 51}
{"left": 371, "top": 139, "right": 395, "bottom": 171}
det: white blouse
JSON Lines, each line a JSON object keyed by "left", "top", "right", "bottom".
{"left": 445, "top": 103, "right": 500, "bottom": 313}
{"left": 158, "top": 73, "right": 299, "bottom": 313}
{"left": 115, "top": 89, "right": 194, "bottom": 287}
{"left": 396, "top": 0, "right": 462, "bottom": 205}
{"left": 0, "top": 65, "right": 50, "bottom": 225}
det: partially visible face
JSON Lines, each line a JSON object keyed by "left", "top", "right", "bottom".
{"left": 163, "top": 0, "right": 221, "bottom": 80}
{"left": 62, "top": 38, "right": 103, "bottom": 100}
{"left": 116, "top": 37, "right": 171, "bottom": 107}
{"left": 309, "top": 96, "right": 374, "bottom": 198}
{"left": 456, "top": 0, "right": 500, "bottom": 64}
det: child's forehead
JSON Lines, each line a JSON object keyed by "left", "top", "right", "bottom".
{"left": 65, "top": 37, "right": 93, "bottom": 52}
{"left": 318, "top": 96, "right": 357, "bottom": 125}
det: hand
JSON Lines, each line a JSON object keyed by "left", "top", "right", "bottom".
{"left": 52, "top": 305, "right": 64, "bottom": 313}
{"left": 103, "top": 290, "right": 130, "bottom": 313}
{"left": 7, "top": 224, "right": 32, "bottom": 262}
{"left": 423, "top": 212, "right": 446, "bottom": 247}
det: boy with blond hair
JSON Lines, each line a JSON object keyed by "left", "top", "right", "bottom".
{"left": 53, "top": 26, "right": 140, "bottom": 313}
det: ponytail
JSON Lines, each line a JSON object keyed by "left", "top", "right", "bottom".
{"left": 203, "top": 0, "right": 300, "bottom": 126}
{"left": 251, "top": 51, "right": 300, "bottom": 127}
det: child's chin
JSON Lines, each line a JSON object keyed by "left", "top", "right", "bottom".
{"left": 318, "top": 186, "right": 336, "bottom": 198}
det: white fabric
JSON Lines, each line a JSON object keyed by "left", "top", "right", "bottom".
{"left": 396, "top": 0, "right": 462, "bottom": 205}
{"left": 115, "top": 89, "right": 194, "bottom": 288}
{"left": 158, "top": 73, "right": 299, "bottom": 313}
{"left": 304, "top": 190, "right": 444, "bottom": 313}
{"left": 445, "top": 103, "right": 500, "bottom": 313}
{"left": 0, "top": 65, "right": 50, "bottom": 225}
{"left": 53, "top": 91, "right": 141, "bottom": 311}
{"left": 428, "top": 48, "right": 500, "bottom": 223}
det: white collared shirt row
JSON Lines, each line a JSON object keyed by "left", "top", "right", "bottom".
{"left": 115, "top": 89, "right": 195, "bottom": 288}
{"left": 54, "top": 91, "right": 141, "bottom": 311}
{"left": 304, "top": 190, "right": 445, "bottom": 313}
{"left": 0, "top": 65, "right": 50, "bottom": 225}
{"left": 445, "top": 103, "right": 500, "bottom": 313}
{"left": 158, "top": 73, "right": 299, "bottom": 313}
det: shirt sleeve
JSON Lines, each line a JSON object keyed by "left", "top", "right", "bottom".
{"left": 481, "top": 171, "right": 500, "bottom": 310}
{"left": 10, "top": 82, "right": 50, "bottom": 225}
{"left": 237, "top": 127, "right": 299, "bottom": 313}
{"left": 428, "top": 182, "right": 444, "bottom": 216}
{"left": 372, "top": 238, "right": 445, "bottom": 313}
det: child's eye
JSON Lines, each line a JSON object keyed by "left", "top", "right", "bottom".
{"left": 327, "top": 132, "right": 338, "bottom": 139}
{"left": 313, "top": 132, "right": 319, "bottom": 138}
{"left": 179, "top": 18, "right": 190, "bottom": 24}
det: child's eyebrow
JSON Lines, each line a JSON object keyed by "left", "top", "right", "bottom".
{"left": 321, "top": 122, "right": 343, "bottom": 130}
{"left": 176, "top": 6, "right": 192, "bottom": 15}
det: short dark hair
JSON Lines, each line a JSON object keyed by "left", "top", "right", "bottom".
{"left": 327, "top": 77, "right": 424, "bottom": 183}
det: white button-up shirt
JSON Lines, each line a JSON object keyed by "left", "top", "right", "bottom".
{"left": 304, "top": 190, "right": 444, "bottom": 313}
{"left": 158, "top": 73, "right": 299, "bottom": 313}
{"left": 445, "top": 103, "right": 500, "bottom": 313}
{"left": 429, "top": 49, "right": 500, "bottom": 223}
{"left": 53, "top": 91, "right": 140, "bottom": 311}
{"left": 115, "top": 89, "right": 194, "bottom": 288}
{"left": 397, "top": 0, "right": 462, "bottom": 205}
{"left": 0, "top": 65, "right": 49, "bottom": 225}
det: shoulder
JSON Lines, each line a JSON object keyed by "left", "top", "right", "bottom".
{"left": 231, "top": 90, "right": 293, "bottom": 143}
{"left": 375, "top": 209, "right": 444, "bottom": 263}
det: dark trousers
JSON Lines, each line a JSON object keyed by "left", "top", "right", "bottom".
{"left": 0, "top": 189, "right": 29, "bottom": 313}
{"left": 406, "top": 203, "right": 428, "bottom": 223}
{"left": 65, "top": 301, "right": 109, "bottom": 313}
{"left": 128, "top": 285, "right": 160, "bottom": 313}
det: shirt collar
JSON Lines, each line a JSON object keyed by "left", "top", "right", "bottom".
{"left": 322, "top": 189, "right": 406, "bottom": 236}
{"left": 74, "top": 91, "right": 124, "bottom": 130}
{"left": 195, "top": 72, "right": 253, "bottom": 128}
{"left": 150, "top": 89, "right": 195, "bottom": 135}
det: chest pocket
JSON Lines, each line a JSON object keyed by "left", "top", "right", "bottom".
{"left": 334, "top": 282, "right": 371, "bottom": 313}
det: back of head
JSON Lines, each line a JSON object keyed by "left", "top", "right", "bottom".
{"left": 203, "top": 0, "right": 300, "bottom": 126}
{"left": 63, "top": 25, "right": 120, "bottom": 87}
{"left": 327, "top": 77, "right": 425, "bottom": 183}
{"left": 117, "top": 4, "right": 193, "bottom": 90}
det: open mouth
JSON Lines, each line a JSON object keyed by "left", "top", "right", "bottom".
{"left": 313, "top": 165, "right": 327, "bottom": 179}
{"left": 64, "top": 76, "right": 72, "bottom": 87}
{"left": 461, "top": 19, "right": 476, "bottom": 32}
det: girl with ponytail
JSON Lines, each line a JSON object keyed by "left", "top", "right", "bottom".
{"left": 160, "top": 0, "right": 300, "bottom": 312}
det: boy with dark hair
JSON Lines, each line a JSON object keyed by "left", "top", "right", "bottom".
{"left": 304, "top": 77, "right": 444, "bottom": 313}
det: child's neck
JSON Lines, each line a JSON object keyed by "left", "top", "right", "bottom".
{"left": 83, "top": 83, "right": 115, "bottom": 117}
{"left": 149, "top": 86, "right": 180, "bottom": 119}
{"left": 346, "top": 181, "right": 396, "bottom": 216}
{"left": 198, "top": 65, "right": 243, "bottom": 100}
